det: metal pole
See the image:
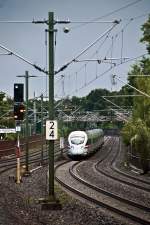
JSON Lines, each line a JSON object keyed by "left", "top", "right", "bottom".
{"left": 40, "top": 12, "right": 61, "bottom": 210}
{"left": 17, "top": 72, "right": 37, "bottom": 176}
{"left": 61, "top": 74, "right": 65, "bottom": 98}
{"left": 41, "top": 94, "right": 44, "bottom": 164}
{"left": 33, "top": 91, "right": 36, "bottom": 135}
{"left": 16, "top": 130, "right": 21, "bottom": 183}
{"left": 48, "top": 12, "right": 55, "bottom": 199}
{"left": 25, "top": 71, "right": 29, "bottom": 174}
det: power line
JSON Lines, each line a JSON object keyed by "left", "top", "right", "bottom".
{"left": 0, "top": 19, "right": 116, "bottom": 25}
{"left": 110, "top": 108, "right": 129, "bottom": 122}
{"left": 0, "top": 43, "right": 48, "bottom": 74}
{"left": 65, "top": 34, "right": 110, "bottom": 80}
{"left": 74, "top": 57, "right": 129, "bottom": 64}
{"left": 123, "top": 12, "right": 150, "bottom": 21}
{"left": 103, "top": 95, "right": 142, "bottom": 97}
{"left": 0, "top": 52, "right": 12, "bottom": 55}
{"left": 128, "top": 75, "right": 150, "bottom": 77}
{"left": 93, "top": 0, "right": 143, "bottom": 21}
{"left": 0, "top": 19, "right": 48, "bottom": 24}
{"left": 70, "top": 0, "right": 143, "bottom": 30}
{"left": 68, "top": 52, "right": 147, "bottom": 96}
{"left": 60, "top": 22, "right": 122, "bottom": 93}
{"left": 102, "top": 96, "right": 128, "bottom": 113}
{"left": 70, "top": 66, "right": 112, "bottom": 96}
{"left": 0, "top": 20, "right": 33, "bottom": 23}
{"left": 116, "top": 53, "right": 148, "bottom": 66}
{"left": 104, "top": 18, "right": 134, "bottom": 60}
{"left": 113, "top": 74, "right": 150, "bottom": 98}
{"left": 55, "top": 21, "right": 119, "bottom": 75}
{"left": 69, "top": 20, "right": 117, "bottom": 24}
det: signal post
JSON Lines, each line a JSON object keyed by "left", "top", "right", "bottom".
{"left": 15, "top": 125, "right": 21, "bottom": 183}
{"left": 17, "top": 71, "right": 37, "bottom": 175}
{"left": 14, "top": 83, "right": 25, "bottom": 183}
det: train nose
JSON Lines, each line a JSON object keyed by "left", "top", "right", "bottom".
{"left": 71, "top": 145, "right": 86, "bottom": 155}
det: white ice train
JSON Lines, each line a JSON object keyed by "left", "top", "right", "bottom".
{"left": 68, "top": 129, "right": 104, "bottom": 158}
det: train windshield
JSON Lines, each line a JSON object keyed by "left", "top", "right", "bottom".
{"left": 70, "top": 136, "right": 85, "bottom": 145}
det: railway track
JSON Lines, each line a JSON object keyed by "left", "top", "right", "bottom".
{"left": 94, "top": 138, "right": 150, "bottom": 192}
{"left": 0, "top": 135, "right": 44, "bottom": 158}
{"left": 55, "top": 136, "right": 150, "bottom": 225}
{"left": 1, "top": 135, "right": 150, "bottom": 224}
{"left": 0, "top": 140, "right": 68, "bottom": 225}
{"left": 0, "top": 142, "right": 66, "bottom": 174}
{"left": 110, "top": 141, "right": 150, "bottom": 187}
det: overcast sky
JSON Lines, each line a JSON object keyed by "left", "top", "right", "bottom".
{"left": 0, "top": 0, "right": 150, "bottom": 100}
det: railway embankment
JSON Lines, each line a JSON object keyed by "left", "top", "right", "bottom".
{"left": 0, "top": 163, "right": 128, "bottom": 225}
{"left": 0, "top": 136, "right": 149, "bottom": 225}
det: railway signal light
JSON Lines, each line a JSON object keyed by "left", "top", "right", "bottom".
{"left": 14, "top": 83, "right": 24, "bottom": 103}
{"left": 14, "top": 104, "right": 25, "bottom": 120}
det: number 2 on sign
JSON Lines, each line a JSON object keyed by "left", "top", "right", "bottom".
{"left": 50, "top": 121, "right": 54, "bottom": 129}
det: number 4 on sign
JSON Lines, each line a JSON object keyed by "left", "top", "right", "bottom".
{"left": 46, "top": 120, "right": 58, "bottom": 140}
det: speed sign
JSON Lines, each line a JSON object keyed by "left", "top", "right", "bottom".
{"left": 46, "top": 120, "right": 58, "bottom": 140}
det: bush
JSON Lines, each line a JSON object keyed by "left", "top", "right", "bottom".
{"left": 134, "top": 122, "right": 150, "bottom": 174}
{"left": 122, "top": 119, "right": 150, "bottom": 174}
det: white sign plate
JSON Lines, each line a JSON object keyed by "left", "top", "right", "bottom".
{"left": 0, "top": 128, "right": 16, "bottom": 133}
{"left": 16, "top": 126, "right": 21, "bottom": 132}
{"left": 46, "top": 120, "right": 58, "bottom": 140}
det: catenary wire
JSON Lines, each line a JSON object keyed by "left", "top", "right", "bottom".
{"left": 69, "top": 0, "right": 144, "bottom": 30}
{"left": 68, "top": 53, "right": 148, "bottom": 96}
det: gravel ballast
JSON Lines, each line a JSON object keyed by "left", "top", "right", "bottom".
{"left": 0, "top": 163, "right": 133, "bottom": 225}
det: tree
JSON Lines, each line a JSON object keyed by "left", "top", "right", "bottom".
{"left": 0, "top": 92, "right": 14, "bottom": 129}
{"left": 140, "top": 15, "right": 150, "bottom": 54}
{"left": 71, "top": 96, "right": 81, "bottom": 106}
{"left": 116, "top": 85, "right": 133, "bottom": 108}
{"left": 121, "top": 15, "right": 150, "bottom": 173}
{"left": 121, "top": 119, "right": 136, "bottom": 146}
{"left": 122, "top": 118, "right": 150, "bottom": 173}
{"left": 84, "top": 88, "right": 110, "bottom": 111}
{"left": 134, "top": 120, "right": 150, "bottom": 174}
{"left": 127, "top": 58, "right": 150, "bottom": 126}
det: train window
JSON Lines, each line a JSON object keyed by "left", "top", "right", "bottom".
{"left": 71, "top": 137, "right": 85, "bottom": 145}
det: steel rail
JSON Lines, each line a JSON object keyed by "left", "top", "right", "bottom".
{"left": 111, "top": 162, "right": 150, "bottom": 186}
{"left": 71, "top": 161, "right": 150, "bottom": 211}
{"left": 55, "top": 160, "right": 150, "bottom": 225}
{"left": 95, "top": 138, "right": 150, "bottom": 191}
{"left": 0, "top": 145, "right": 67, "bottom": 174}
{"left": 55, "top": 137, "right": 150, "bottom": 224}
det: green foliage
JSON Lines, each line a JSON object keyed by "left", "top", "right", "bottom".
{"left": 4, "top": 133, "right": 17, "bottom": 141}
{"left": 121, "top": 119, "right": 137, "bottom": 146}
{"left": 58, "top": 120, "right": 74, "bottom": 138}
{"left": 84, "top": 89, "right": 110, "bottom": 111}
{"left": 127, "top": 58, "right": 150, "bottom": 126}
{"left": 134, "top": 121, "right": 150, "bottom": 157}
{"left": 58, "top": 126, "right": 70, "bottom": 137}
{"left": 122, "top": 117, "right": 150, "bottom": 173}
{"left": 71, "top": 96, "right": 81, "bottom": 106}
{"left": 121, "top": 15, "right": 150, "bottom": 173}
{"left": 140, "top": 15, "right": 150, "bottom": 54}
{"left": 0, "top": 92, "right": 14, "bottom": 129}
{"left": 133, "top": 121, "right": 150, "bottom": 173}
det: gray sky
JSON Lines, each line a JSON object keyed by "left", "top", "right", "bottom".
{"left": 0, "top": 0, "right": 150, "bottom": 100}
